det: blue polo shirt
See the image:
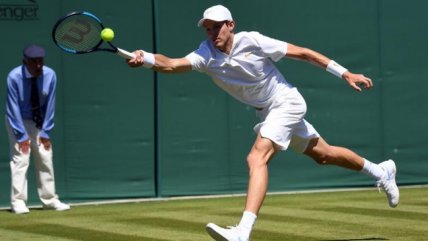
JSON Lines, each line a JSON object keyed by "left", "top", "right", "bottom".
{"left": 6, "top": 65, "right": 56, "bottom": 142}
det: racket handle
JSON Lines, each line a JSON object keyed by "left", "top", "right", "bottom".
{"left": 116, "top": 48, "right": 136, "bottom": 59}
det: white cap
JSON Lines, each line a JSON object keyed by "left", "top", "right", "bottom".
{"left": 197, "top": 5, "right": 233, "bottom": 27}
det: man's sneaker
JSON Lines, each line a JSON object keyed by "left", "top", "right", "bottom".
{"left": 43, "top": 200, "right": 71, "bottom": 211}
{"left": 206, "top": 223, "right": 249, "bottom": 241}
{"left": 377, "top": 159, "right": 399, "bottom": 208}
{"left": 11, "top": 204, "right": 30, "bottom": 214}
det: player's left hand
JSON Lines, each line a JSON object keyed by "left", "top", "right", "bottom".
{"left": 343, "top": 72, "right": 373, "bottom": 92}
{"left": 39, "top": 137, "right": 51, "bottom": 151}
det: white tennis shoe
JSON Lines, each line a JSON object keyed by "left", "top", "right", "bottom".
{"left": 377, "top": 159, "right": 399, "bottom": 207}
{"left": 11, "top": 204, "right": 30, "bottom": 214}
{"left": 43, "top": 200, "right": 71, "bottom": 211}
{"left": 206, "top": 223, "right": 249, "bottom": 241}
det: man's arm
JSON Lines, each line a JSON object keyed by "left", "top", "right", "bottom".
{"left": 38, "top": 71, "right": 56, "bottom": 150}
{"left": 127, "top": 50, "right": 192, "bottom": 74}
{"left": 6, "top": 76, "right": 28, "bottom": 142}
{"left": 6, "top": 76, "right": 30, "bottom": 154}
{"left": 285, "top": 43, "right": 373, "bottom": 91}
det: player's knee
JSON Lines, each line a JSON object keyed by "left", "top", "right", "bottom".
{"left": 310, "top": 150, "right": 336, "bottom": 165}
{"left": 313, "top": 155, "right": 330, "bottom": 165}
{"left": 246, "top": 153, "right": 268, "bottom": 170}
{"left": 246, "top": 153, "right": 257, "bottom": 168}
{"left": 305, "top": 141, "right": 337, "bottom": 165}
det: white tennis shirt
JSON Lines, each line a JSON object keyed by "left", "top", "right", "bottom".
{"left": 185, "top": 31, "right": 294, "bottom": 108}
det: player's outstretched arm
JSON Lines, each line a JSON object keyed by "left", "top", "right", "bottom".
{"left": 127, "top": 50, "right": 192, "bottom": 74}
{"left": 285, "top": 43, "right": 373, "bottom": 91}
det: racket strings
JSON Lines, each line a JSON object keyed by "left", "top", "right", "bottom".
{"left": 54, "top": 15, "right": 103, "bottom": 52}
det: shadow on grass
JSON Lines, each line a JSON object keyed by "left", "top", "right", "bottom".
{"left": 3, "top": 223, "right": 169, "bottom": 241}
{"left": 319, "top": 238, "right": 389, "bottom": 241}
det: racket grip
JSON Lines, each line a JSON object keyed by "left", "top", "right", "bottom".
{"left": 116, "top": 48, "right": 136, "bottom": 59}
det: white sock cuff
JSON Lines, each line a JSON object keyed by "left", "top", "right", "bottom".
{"left": 239, "top": 211, "right": 257, "bottom": 231}
{"left": 243, "top": 211, "right": 257, "bottom": 219}
{"left": 361, "top": 158, "right": 369, "bottom": 170}
{"left": 361, "top": 158, "right": 384, "bottom": 180}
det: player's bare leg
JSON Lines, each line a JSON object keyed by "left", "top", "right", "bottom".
{"left": 303, "top": 137, "right": 399, "bottom": 207}
{"left": 244, "top": 133, "right": 277, "bottom": 214}
{"left": 207, "top": 134, "right": 277, "bottom": 241}
{"left": 303, "top": 137, "right": 364, "bottom": 170}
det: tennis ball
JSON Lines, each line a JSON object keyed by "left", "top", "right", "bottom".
{"left": 101, "top": 28, "right": 114, "bottom": 42}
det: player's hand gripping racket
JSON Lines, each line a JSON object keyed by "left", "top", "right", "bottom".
{"left": 52, "top": 11, "right": 135, "bottom": 59}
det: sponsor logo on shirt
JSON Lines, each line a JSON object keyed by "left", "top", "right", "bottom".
{"left": 244, "top": 51, "right": 253, "bottom": 58}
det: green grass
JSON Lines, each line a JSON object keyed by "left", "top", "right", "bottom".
{"left": 0, "top": 187, "right": 427, "bottom": 241}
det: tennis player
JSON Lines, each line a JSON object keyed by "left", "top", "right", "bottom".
{"left": 127, "top": 5, "right": 399, "bottom": 241}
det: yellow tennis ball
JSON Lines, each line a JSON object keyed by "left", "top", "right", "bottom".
{"left": 101, "top": 28, "right": 114, "bottom": 41}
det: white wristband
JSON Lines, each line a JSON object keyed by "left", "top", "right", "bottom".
{"left": 142, "top": 51, "right": 155, "bottom": 68}
{"left": 326, "top": 60, "right": 348, "bottom": 78}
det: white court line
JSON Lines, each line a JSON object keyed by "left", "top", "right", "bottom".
{"left": 1, "top": 184, "right": 426, "bottom": 210}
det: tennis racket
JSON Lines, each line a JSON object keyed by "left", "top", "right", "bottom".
{"left": 52, "top": 11, "right": 135, "bottom": 59}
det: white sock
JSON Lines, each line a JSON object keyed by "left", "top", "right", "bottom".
{"left": 238, "top": 211, "right": 257, "bottom": 237}
{"left": 360, "top": 158, "right": 385, "bottom": 180}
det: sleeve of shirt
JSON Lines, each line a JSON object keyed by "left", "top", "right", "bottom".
{"left": 39, "top": 68, "right": 56, "bottom": 139}
{"left": 184, "top": 41, "right": 210, "bottom": 72}
{"left": 6, "top": 73, "right": 29, "bottom": 142}
{"left": 250, "top": 31, "right": 288, "bottom": 62}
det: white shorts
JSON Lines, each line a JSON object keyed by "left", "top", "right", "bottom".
{"left": 253, "top": 88, "right": 320, "bottom": 152}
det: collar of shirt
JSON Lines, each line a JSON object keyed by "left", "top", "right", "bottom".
{"left": 23, "top": 65, "right": 37, "bottom": 79}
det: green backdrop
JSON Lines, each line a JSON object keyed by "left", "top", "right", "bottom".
{"left": 0, "top": 0, "right": 427, "bottom": 207}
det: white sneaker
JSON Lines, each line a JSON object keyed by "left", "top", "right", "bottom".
{"left": 206, "top": 223, "right": 249, "bottom": 241}
{"left": 377, "top": 159, "right": 399, "bottom": 207}
{"left": 11, "top": 204, "right": 30, "bottom": 214}
{"left": 43, "top": 200, "right": 71, "bottom": 211}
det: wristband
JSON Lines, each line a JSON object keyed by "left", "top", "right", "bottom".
{"left": 326, "top": 60, "right": 348, "bottom": 78}
{"left": 141, "top": 51, "right": 155, "bottom": 68}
